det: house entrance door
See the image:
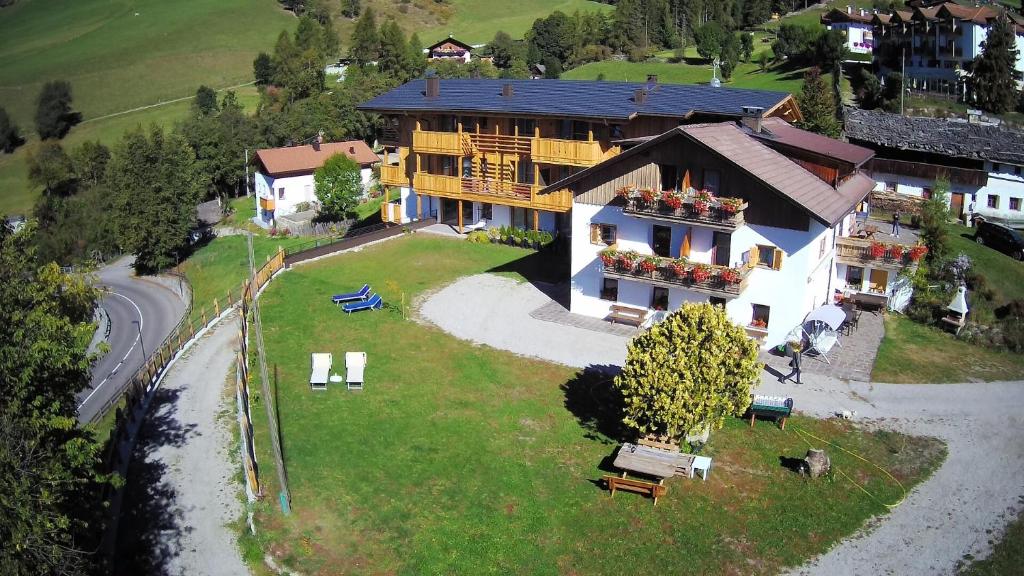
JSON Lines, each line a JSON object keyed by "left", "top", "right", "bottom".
{"left": 950, "top": 192, "right": 964, "bottom": 218}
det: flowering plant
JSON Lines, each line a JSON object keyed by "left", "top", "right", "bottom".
{"left": 888, "top": 244, "right": 904, "bottom": 260}
{"left": 666, "top": 259, "right": 687, "bottom": 278}
{"left": 616, "top": 250, "right": 638, "bottom": 271}
{"left": 599, "top": 249, "right": 617, "bottom": 267}
{"left": 908, "top": 245, "right": 929, "bottom": 262}
{"left": 694, "top": 188, "right": 714, "bottom": 203}
{"left": 719, "top": 197, "right": 743, "bottom": 214}
{"left": 750, "top": 318, "right": 768, "bottom": 329}
{"left": 639, "top": 256, "right": 659, "bottom": 273}
{"left": 639, "top": 188, "right": 656, "bottom": 204}
{"left": 615, "top": 185, "right": 636, "bottom": 198}
{"left": 692, "top": 199, "right": 710, "bottom": 214}
{"left": 869, "top": 242, "right": 887, "bottom": 259}
{"left": 690, "top": 263, "right": 712, "bottom": 283}
{"left": 719, "top": 267, "right": 742, "bottom": 284}
{"left": 662, "top": 191, "right": 684, "bottom": 210}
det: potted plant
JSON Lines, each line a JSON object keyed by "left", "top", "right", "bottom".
{"left": 662, "top": 190, "right": 684, "bottom": 213}
{"left": 639, "top": 256, "right": 659, "bottom": 274}
{"left": 869, "top": 241, "right": 887, "bottom": 259}
{"left": 487, "top": 227, "right": 500, "bottom": 244}
{"left": 498, "top": 226, "right": 510, "bottom": 245}
{"left": 690, "top": 263, "right": 712, "bottom": 283}
{"left": 888, "top": 244, "right": 904, "bottom": 260}
{"left": 666, "top": 258, "right": 687, "bottom": 279}
{"left": 527, "top": 230, "right": 542, "bottom": 250}
{"left": 749, "top": 318, "right": 768, "bottom": 330}
{"left": 719, "top": 267, "right": 742, "bottom": 284}
{"left": 719, "top": 197, "right": 743, "bottom": 215}
{"left": 599, "top": 248, "right": 617, "bottom": 267}
{"left": 639, "top": 188, "right": 656, "bottom": 207}
{"left": 616, "top": 250, "right": 638, "bottom": 272}
{"left": 538, "top": 230, "right": 554, "bottom": 249}
{"left": 908, "top": 245, "right": 928, "bottom": 262}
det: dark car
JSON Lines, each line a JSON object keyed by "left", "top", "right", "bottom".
{"left": 974, "top": 219, "right": 1024, "bottom": 260}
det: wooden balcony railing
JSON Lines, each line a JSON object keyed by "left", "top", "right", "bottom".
{"left": 410, "top": 171, "right": 572, "bottom": 211}
{"left": 412, "top": 130, "right": 464, "bottom": 155}
{"left": 380, "top": 163, "right": 406, "bottom": 186}
{"left": 467, "top": 132, "right": 531, "bottom": 155}
{"left": 410, "top": 130, "right": 611, "bottom": 167}
{"left": 622, "top": 197, "right": 746, "bottom": 232}
{"left": 461, "top": 177, "right": 533, "bottom": 201}
{"left": 600, "top": 253, "right": 751, "bottom": 299}
{"left": 835, "top": 236, "right": 924, "bottom": 270}
{"left": 531, "top": 137, "right": 606, "bottom": 166}
{"left": 413, "top": 172, "right": 462, "bottom": 196}
{"left": 380, "top": 201, "right": 403, "bottom": 224}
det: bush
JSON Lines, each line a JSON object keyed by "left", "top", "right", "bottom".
{"left": 906, "top": 294, "right": 947, "bottom": 325}
{"left": 466, "top": 230, "right": 489, "bottom": 244}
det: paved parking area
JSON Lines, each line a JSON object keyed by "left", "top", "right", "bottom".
{"left": 760, "top": 310, "right": 885, "bottom": 382}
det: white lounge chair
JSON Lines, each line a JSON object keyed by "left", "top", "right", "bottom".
{"left": 310, "top": 353, "right": 332, "bottom": 391}
{"left": 345, "top": 352, "right": 366, "bottom": 391}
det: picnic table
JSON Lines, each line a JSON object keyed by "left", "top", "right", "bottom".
{"left": 613, "top": 443, "right": 695, "bottom": 479}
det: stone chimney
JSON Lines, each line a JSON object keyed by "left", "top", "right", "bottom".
{"left": 741, "top": 105, "right": 765, "bottom": 133}
{"left": 634, "top": 88, "right": 647, "bottom": 105}
{"left": 426, "top": 75, "right": 440, "bottom": 98}
{"left": 502, "top": 83, "right": 514, "bottom": 98}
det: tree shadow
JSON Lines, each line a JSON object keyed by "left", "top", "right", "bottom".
{"left": 560, "top": 364, "right": 625, "bottom": 445}
{"left": 113, "top": 386, "right": 198, "bottom": 576}
{"left": 485, "top": 247, "right": 570, "bottom": 286}
{"left": 779, "top": 455, "right": 807, "bottom": 475}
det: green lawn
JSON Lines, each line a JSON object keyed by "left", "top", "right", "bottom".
{"left": 421, "top": 0, "right": 613, "bottom": 45}
{"left": 959, "top": 508, "right": 1024, "bottom": 575}
{"left": 563, "top": 60, "right": 809, "bottom": 94}
{"left": 947, "top": 223, "right": 1024, "bottom": 305}
{"left": 248, "top": 235, "right": 945, "bottom": 575}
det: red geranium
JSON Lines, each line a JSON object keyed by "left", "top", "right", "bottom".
{"left": 667, "top": 261, "right": 687, "bottom": 278}
{"left": 888, "top": 244, "right": 904, "bottom": 260}
{"left": 640, "top": 188, "right": 656, "bottom": 204}
{"left": 908, "top": 245, "right": 928, "bottom": 262}
{"left": 719, "top": 268, "right": 741, "bottom": 284}
{"left": 869, "top": 242, "right": 887, "bottom": 259}
{"left": 692, "top": 199, "right": 709, "bottom": 214}
{"left": 690, "top": 264, "right": 712, "bottom": 283}
{"left": 662, "top": 191, "right": 683, "bottom": 210}
{"left": 639, "top": 257, "right": 659, "bottom": 273}
{"left": 599, "top": 250, "right": 616, "bottom": 267}
{"left": 617, "top": 252, "right": 636, "bottom": 271}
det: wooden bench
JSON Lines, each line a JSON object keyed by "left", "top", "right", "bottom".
{"left": 607, "top": 304, "right": 647, "bottom": 326}
{"left": 747, "top": 395, "right": 793, "bottom": 430}
{"left": 604, "top": 475, "right": 667, "bottom": 505}
{"left": 638, "top": 437, "right": 680, "bottom": 452}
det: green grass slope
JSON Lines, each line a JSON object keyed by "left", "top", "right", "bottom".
{"left": 421, "top": 0, "right": 613, "bottom": 45}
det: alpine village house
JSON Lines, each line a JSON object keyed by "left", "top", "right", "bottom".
{"left": 360, "top": 78, "right": 920, "bottom": 347}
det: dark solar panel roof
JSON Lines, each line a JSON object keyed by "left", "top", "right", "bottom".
{"left": 358, "top": 78, "right": 793, "bottom": 121}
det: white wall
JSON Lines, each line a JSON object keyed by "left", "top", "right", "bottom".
{"left": 254, "top": 171, "right": 317, "bottom": 226}
{"left": 870, "top": 165, "right": 1024, "bottom": 224}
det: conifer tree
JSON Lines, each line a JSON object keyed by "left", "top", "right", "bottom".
{"left": 971, "top": 15, "right": 1019, "bottom": 114}
{"left": 350, "top": 7, "right": 379, "bottom": 66}
{"left": 797, "top": 67, "right": 840, "bottom": 138}
{"left": 378, "top": 19, "right": 408, "bottom": 80}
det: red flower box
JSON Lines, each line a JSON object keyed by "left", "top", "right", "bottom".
{"left": 908, "top": 245, "right": 928, "bottom": 262}
{"left": 640, "top": 189, "right": 656, "bottom": 204}
{"left": 692, "top": 200, "right": 709, "bottom": 214}
{"left": 719, "top": 268, "right": 742, "bottom": 284}
{"left": 690, "top": 265, "right": 712, "bottom": 283}
{"left": 639, "top": 258, "right": 658, "bottom": 273}
{"left": 667, "top": 262, "right": 687, "bottom": 278}
{"left": 662, "top": 191, "right": 683, "bottom": 210}
{"left": 600, "top": 252, "right": 616, "bottom": 267}
{"left": 888, "top": 244, "right": 904, "bottom": 260}
{"left": 869, "top": 242, "right": 887, "bottom": 259}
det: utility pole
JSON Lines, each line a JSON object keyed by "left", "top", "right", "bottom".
{"left": 244, "top": 148, "right": 251, "bottom": 197}
{"left": 900, "top": 46, "right": 906, "bottom": 116}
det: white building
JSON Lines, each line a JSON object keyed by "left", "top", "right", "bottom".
{"left": 822, "top": 7, "right": 875, "bottom": 55}
{"left": 427, "top": 36, "right": 474, "bottom": 64}
{"left": 846, "top": 107, "right": 1024, "bottom": 227}
{"left": 254, "top": 139, "right": 379, "bottom": 227}
{"left": 557, "top": 119, "right": 901, "bottom": 348}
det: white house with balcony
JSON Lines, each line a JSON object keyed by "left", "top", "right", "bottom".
{"left": 253, "top": 139, "right": 379, "bottom": 227}
{"left": 822, "top": 7, "right": 876, "bottom": 55}
{"left": 556, "top": 119, "right": 889, "bottom": 347}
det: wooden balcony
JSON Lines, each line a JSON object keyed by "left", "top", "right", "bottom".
{"left": 601, "top": 256, "right": 751, "bottom": 300}
{"left": 380, "top": 201, "right": 403, "bottom": 224}
{"left": 412, "top": 130, "right": 465, "bottom": 155}
{"left": 622, "top": 198, "right": 747, "bottom": 232}
{"left": 467, "top": 132, "right": 530, "bottom": 155}
{"left": 836, "top": 237, "right": 921, "bottom": 271}
{"left": 531, "top": 137, "right": 607, "bottom": 167}
{"left": 380, "top": 163, "right": 407, "bottom": 186}
{"left": 461, "top": 177, "right": 533, "bottom": 201}
{"left": 413, "top": 172, "right": 462, "bottom": 196}
{"left": 411, "top": 171, "right": 572, "bottom": 212}
{"left": 259, "top": 197, "right": 275, "bottom": 211}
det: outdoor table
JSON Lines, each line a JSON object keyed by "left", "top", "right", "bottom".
{"left": 613, "top": 443, "right": 689, "bottom": 479}
{"left": 691, "top": 456, "right": 712, "bottom": 481}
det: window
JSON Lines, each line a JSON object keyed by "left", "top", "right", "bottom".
{"left": 846, "top": 265, "right": 864, "bottom": 289}
{"left": 660, "top": 164, "right": 679, "bottom": 191}
{"left": 481, "top": 203, "right": 493, "bottom": 220}
{"left": 702, "top": 169, "right": 721, "bottom": 194}
{"left": 600, "top": 278, "right": 618, "bottom": 301}
{"left": 277, "top": 187, "right": 285, "bottom": 199}
{"left": 1011, "top": 198, "right": 1022, "bottom": 211}
{"left": 709, "top": 296, "right": 726, "bottom": 308}
{"left": 751, "top": 304, "right": 771, "bottom": 328}
{"left": 517, "top": 159, "right": 535, "bottom": 184}
{"left": 652, "top": 225, "right": 672, "bottom": 257}
{"left": 922, "top": 187, "right": 933, "bottom": 200}
{"left": 988, "top": 195, "right": 999, "bottom": 209}
{"left": 590, "top": 223, "right": 617, "bottom": 245}
{"left": 753, "top": 244, "right": 783, "bottom": 270}
{"left": 992, "top": 162, "right": 1001, "bottom": 172}
{"left": 512, "top": 207, "right": 528, "bottom": 229}
{"left": 1015, "top": 166, "right": 1022, "bottom": 176}
{"left": 651, "top": 287, "right": 669, "bottom": 311}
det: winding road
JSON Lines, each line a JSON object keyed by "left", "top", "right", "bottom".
{"left": 77, "top": 257, "right": 189, "bottom": 424}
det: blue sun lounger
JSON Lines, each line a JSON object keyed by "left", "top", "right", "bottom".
{"left": 332, "top": 284, "right": 370, "bottom": 304}
{"left": 343, "top": 293, "right": 383, "bottom": 314}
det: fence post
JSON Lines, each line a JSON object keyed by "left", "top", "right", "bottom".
{"left": 214, "top": 298, "right": 220, "bottom": 318}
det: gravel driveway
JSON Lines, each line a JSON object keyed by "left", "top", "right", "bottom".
{"left": 114, "top": 316, "right": 248, "bottom": 576}
{"left": 419, "top": 273, "right": 1024, "bottom": 575}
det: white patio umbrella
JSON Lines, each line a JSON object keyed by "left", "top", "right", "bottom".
{"left": 804, "top": 305, "right": 846, "bottom": 330}
{"left": 802, "top": 305, "right": 846, "bottom": 364}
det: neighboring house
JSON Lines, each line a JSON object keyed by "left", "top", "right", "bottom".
{"left": 822, "top": 6, "right": 876, "bottom": 55}
{"left": 253, "top": 139, "right": 379, "bottom": 226}
{"left": 427, "top": 36, "right": 473, "bottom": 64}
{"left": 871, "top": 2, "right": 1024, "bottom": 94}
{"left": 358, "top": 77, "right": 802, "bottom": 233}
{"left": 529, "top": 63, "right": 546, "bottom": 79}
{"left": 556, "top": 117, "right": 879, "bottom": 348}
{"left": 845, "top": 107, "right": 1024, "bottom": 227}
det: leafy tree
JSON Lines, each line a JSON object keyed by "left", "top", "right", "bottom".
{"left": 815, "top": 28, "right": 848, "bottom": 92}
{"left": 341, "top": 0, "right": 360, "bottom": 18}
{"left": 740, "top": 32, "right": 754, "bottom": 62}
{"left": 0, "top": 106, "right": 22, "bottom": 153}
{"left": 503, "top": 58, "right": 531, "bottom": 79}
{"left": 34, "top": 80, "right": 79, "bottom": 140}
{"left": 609, "top": 0, "right": 644, "bottom": 51}
{"left": 613, "top": 303, "right": 760, "bottom": 439}
{"left": 27, "top": 141, "right": 76, "bottom": 196}
{"left": 858, "top": 68, "right": 885, "bottom": 110}
{"left": 314, "top": 153, "right": 362, "bottom": 219}
{"left": 350, "top": 7, "right": 379, "bottom": 66}
{"left": 0, "top": 221, "right": 107, "bottom": 576}
{"left": 796, "top": 67, "right": 840, "bottom": 138}
{"left": 107, "top": 126, "right": 203, "bottom": 272}
{"left": 253, "top": 52, "right": 274, "bottom": 86}
{"left": 970, "top": 15, "right": 1019, "bottom": 114}
{"left": 771, "top": 23, "right": 817, "bottom": 62}
{"left": 756, "top": 49, "right": 771, "bottom": 72}
{"left": 743, "top": 0, "right": 772, "bottom": 27}
{"left": 193, "top": 85, "right": 219, "bottom": 116}
{"left": 70, "top": 140, "right": 110, "bottom": 188}
{"left": 693, "top": 22, "right": 724, "bottom": 62}
{"left": 719, "top": 33, "right": 741, "bottom": 80}
{"left": 919, "top": 178, "right": 951, "bottom": 263}
{"left": 526, "top": 11, "right": 576, "bottom": 66}
{"left": 541, "top": 57, "right": 562, "bottom": 79}
{"left": 488, "top": 30, "right": 518, "bottom": 70}
{"left": 178, "top": 92, "right": 262, "bottom": 198}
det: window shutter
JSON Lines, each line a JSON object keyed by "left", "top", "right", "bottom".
{"left": 749, "top": 245, "right": 759, "bottom": 266}
{"left": 590, "top": 223, "right": 601, "bottom": 244}
{"left": 772, "top": 248, "right": 784, "bottom": 270}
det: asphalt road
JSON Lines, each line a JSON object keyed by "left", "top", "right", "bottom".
{"left": 77, "top": 257, "right": 189, "bottom": 424}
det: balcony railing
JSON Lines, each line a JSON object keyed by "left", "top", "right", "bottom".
{"left": 412, "top": 130, "right": 465, "bottom": 155}
{"left": 380, "top": 163, "right": 407, "bottom": 186}
{"left": 468, "top": 132, "right": 531, "bottom": 155}
{"left": 409, "top": 130, "right": 611, "bottom": 167}
{"left": 461, "top": 177, "right": 533, "bottom": 201}
{"left": 600, "top": 251, "right": 751, "bottom": 299}
{"left": 531, "top": 137, "right": 606, "bottom": 166}
{"left": 835, "top": 237, "right": 926, "bottom": 270}
{"left": 411, "top": 171, "right": 572, "bottom": 211}
{"left": 413, "top": 172, "right": 462, "bottom": 196}
{"left": 622, "top": 196, "right": 747, "bottom": 231}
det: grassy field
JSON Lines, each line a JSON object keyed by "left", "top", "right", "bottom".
{"left": 421, "top": 0, "right": 613, "bottom": 45}
{"left": 563, "top": 59, "right": 809, "bottom": 94}
{"left": 247, "top": 235, "right": 946, "bottom": 575}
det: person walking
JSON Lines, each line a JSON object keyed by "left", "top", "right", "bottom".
{"left": 891, "top": 209, "right": 901, "bottom": 238}
{"left": 779, "top": 344, "right": 802, "bottom": 384}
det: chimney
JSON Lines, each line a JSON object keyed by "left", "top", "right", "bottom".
{"left": 502, "top": 83, "right": 514, "bottom": 98}
{"left": 425, "top": 75, "right": 440, "bottom": 98}
{"left": 634, "top": 88, "right": 647, "bottom": 105}
{"left": 740, "top": 105, "right": 765, "bottom": 133}
{"left": 646, "top": 74, "right": 658, "bottom": 86}
{"left": 846, "top": 5, "right": 852, "bottom": 14}
{"left": 860, "top": 8, "right": 866, "bottom": 17}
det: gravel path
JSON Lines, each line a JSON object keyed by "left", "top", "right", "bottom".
{"left": 420, "top": 273, "right": 1024, "bottom": 575}
{"left": 114, "top": 316, "right": 248, "bottom": 576}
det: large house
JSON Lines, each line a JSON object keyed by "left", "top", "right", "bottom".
{"left": 871, "top": 2, "right": 1024, "bottom": 94}
{"left": 821, "top": 6, "right": 876, "bottom": 55}
{"left": 358, "top": 77, "right": 801, "bottom": 234}
{"left": 559, "top": 117, "right": 890, "bottom": 347}
{"left": 846, "top": 107, "right": 1024, "bottom": 227}
{"left": 427, "top": 36, "right": 474, "bottom": 64}
{"left": 253, "top": 139, "right": 378, "bottom": 226}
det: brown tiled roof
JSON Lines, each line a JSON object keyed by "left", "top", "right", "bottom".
{"left": 939, "top": 3, "right": 1000, "bottom": 24}
{"left": 758, "top": 117, "right": 875, "bottom": 167}
{"left": 255, "top": 141, "right": 378, "bottom": 176}
{"left": 822, "top": 8, "right": 874, "bottom": 24}
{"left": 551, "top": 123, "right": 871, "bottom": 226}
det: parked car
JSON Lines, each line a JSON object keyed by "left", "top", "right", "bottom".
{"left": 974, "top": 219, "right": 1024, "bottom": 260}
